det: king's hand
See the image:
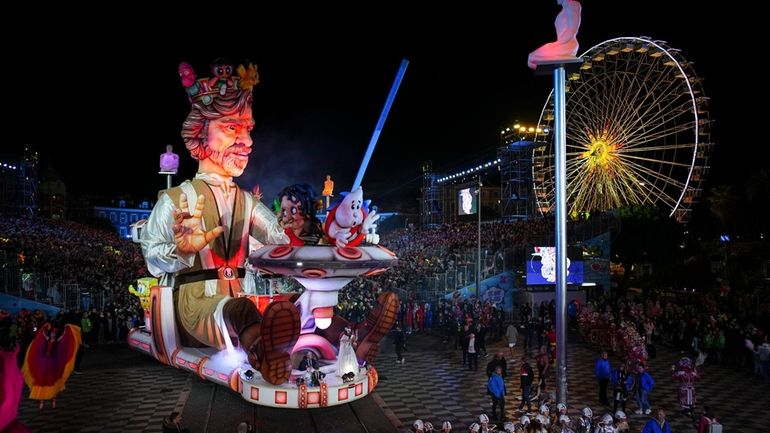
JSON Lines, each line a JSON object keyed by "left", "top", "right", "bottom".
{"left": 173, "top": 193, "right": 224, "bottom": 254}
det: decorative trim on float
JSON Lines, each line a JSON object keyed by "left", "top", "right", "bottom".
{"left": 298, "top": 384, "right": 308, "bottom": 408}
{"left": 171, "top": 348, "right": 182, "bottom": 368}
{"left": 367, "top": 367, "right": 379, "bottom": 391}
{"left": 197, "top": 356, "right": 210, "bottom": 380}
{"left": 319, "top": 383, "right": 328, "bottom": 407}
{"left": 230, "top": 370, "right": 241, "bottom": 392}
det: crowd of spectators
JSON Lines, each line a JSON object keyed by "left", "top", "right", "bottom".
{"left": 1, "top": 216, "right": 147, "bottom": 295}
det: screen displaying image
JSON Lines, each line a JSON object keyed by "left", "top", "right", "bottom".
{"left": 458, "top": 187, "right": 478, "bottom": 215}
{"left": 526, "top": 246, "right": 584, "bottom": 285}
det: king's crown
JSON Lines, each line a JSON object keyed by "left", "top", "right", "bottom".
{"left": 178, "top": 58, "right": 259, "bottom": 106}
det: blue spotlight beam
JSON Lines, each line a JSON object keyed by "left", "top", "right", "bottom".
{"left": 352, "top": 59, "right": 409, "bottom": 191}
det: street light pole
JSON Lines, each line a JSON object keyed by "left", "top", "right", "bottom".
{"left": 533, "top": 55, "right": 582, "bottom": 409}
{"left": 477, "top": 175, "right": 482, "bottom": 297}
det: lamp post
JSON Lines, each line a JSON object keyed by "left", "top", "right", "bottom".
{"left": 476, "top": 175, "right": 482, "bottom": 297}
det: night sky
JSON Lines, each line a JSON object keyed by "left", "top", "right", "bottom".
{"left": 3, "top": 4, "right": 758, "bottom": 213}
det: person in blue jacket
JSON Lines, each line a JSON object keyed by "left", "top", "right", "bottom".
{"left": 488, "top": 366, "right": 507, "bottom": 421}
{"left": 635, "top": 365, "right": 655, "bottom": 415}
{"left": 642, "top": 408, "right": 671, "bottom": 433}
{"left": 594, "top": 350, "right": 611, "bottom": 406}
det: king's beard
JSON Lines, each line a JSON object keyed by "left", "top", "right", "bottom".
{"left": 208, "top": 146, "right": 249, "bottom": 177}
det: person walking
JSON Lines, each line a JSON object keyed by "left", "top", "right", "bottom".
{"left": 595, "top": 351, "right": 611, "bottom": 406}
{"left": 757, "top": 336, "right": 770, "bottom": 381}
{"left": 611, "top": 362, "right": 631, "bottom": 413}
{"left": 518, "top": 356, "right": 534, "bottom": 413}
{"left": 393, "top": 324, "right": 406, "bottom": 364}
{"left": 635, "top": 365, "right": 655, "bottom": 415}
{"left": 506, "top": 322, "right": 519, "bottom": 359}
{"left": 488, "top": 366, "right": 507, "bottom": 421}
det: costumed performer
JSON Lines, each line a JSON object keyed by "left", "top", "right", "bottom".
{"left": 21, "top": 323, "right": 81, "bottom": 410}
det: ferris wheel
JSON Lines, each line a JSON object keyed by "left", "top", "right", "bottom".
{"left": 532, "top": 37, "right": 712, "bottom": 222}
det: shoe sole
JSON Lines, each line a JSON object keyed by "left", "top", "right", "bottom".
{"left": 259, "top": 301, "right": 300, "bottom": 385}
{"left": 358, "top": 292, "right": 399, "bottom": 363}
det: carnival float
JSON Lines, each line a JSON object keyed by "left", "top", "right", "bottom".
{"left": 127, "top": 57, "right": 407, "bottom": 409}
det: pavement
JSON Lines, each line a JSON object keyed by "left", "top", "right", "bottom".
{"left": 15, "top": 329, "right": 769, "bottom": 432}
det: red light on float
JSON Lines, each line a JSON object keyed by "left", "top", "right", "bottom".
{"left": 308, "top": 392, "right": 320, "bottom": 404}
{"left": 269, "top": 246, "right": 293, "bottom": 258}
{"left": 275, "top": 390, "right": 287, "bottom": 404}
{"left": 250, "top": 387, "right": 259, "bottom": 400}
{"left": 338, "top": 387, "right": 349, "bottom": 401}
{"left": 377, "top": 245, "right": 397, "bottom": 257}
{"left": 301, "top": 268, "right": 326, "bottom": 278}
{"left": 337, "top": 247, "right": 362, "bottom": 260}
{"left": 364, "top": 268, "right": 386, "bottom": 277}
{"left": 355, "top": 383, "right": 363, "bottom": 396}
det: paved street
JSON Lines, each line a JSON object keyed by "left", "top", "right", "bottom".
{"left": 15, "top": 331, "right": 769, "bottom": 432}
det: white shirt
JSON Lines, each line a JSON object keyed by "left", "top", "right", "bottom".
{"left": 141, "top": 173, "right": 288, "bottom": 293}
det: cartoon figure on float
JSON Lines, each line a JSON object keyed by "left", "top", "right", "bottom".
{"left": 324, "top": 187, "right": 380, "bottom": 248}
{"left": 131, "top": 58, "right": 400, "bottom": 408}
{"left": 274, "top": 184, "right": 324, "bottom": 247}
{"left": 322, "top": 175, "right": 334, "bottom": 211}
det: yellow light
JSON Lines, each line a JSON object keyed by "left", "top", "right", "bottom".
{"left": 514, "top": 124, "right": 520, "bottom": 129}
{"left": 519, "top": 127, "right": 526, "bottom": 131}
{"left": 536, "top": 128, "right": 542, "bottom": 133}
{"left": 528, "top": 127, "right": 535, "bottom": 132}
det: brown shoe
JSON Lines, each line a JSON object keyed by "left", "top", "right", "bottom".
{"left": 245, "top": 301, "right": 300, "bottom": 385}
{"left": 355, "top": 292, "right": 399, "bottom": 363}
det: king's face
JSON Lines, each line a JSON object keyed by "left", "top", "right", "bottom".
{"left": 206, "top": 106, "right": 255, "bottom": 177}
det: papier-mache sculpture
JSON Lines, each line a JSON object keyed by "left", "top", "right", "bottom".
{"left": 527, "top": 0, "right": 582, "bottom": 70}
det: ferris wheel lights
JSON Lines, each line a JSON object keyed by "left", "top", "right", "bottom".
{"left": 593, "top": 54, "right": 605, "bottom": 61}
{"left": 649, "top": 50, "right": 664, "bottom": 58}
{"left": 621, "top": 44, "right": 634, "bottom": 53}
{"left": 606, "top": 49, "right": 620, "bottom": 56}
{"left": 580, "top": 62, "right": 592, "bottom": 70}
